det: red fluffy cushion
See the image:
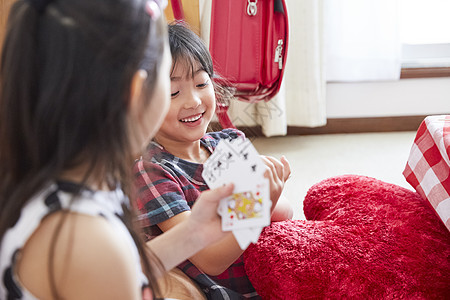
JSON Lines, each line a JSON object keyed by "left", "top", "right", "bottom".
{"left": 244, "top": 175, "right": 450, "bottom": 299}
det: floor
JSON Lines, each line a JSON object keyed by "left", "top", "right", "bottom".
{"left": 252, "top": 131, "right": 418, "bottom": 220}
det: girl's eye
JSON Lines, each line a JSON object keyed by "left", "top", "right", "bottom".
{"left": 171, "top": 91, "right": 179, "bottom": 97}
{"left": 196, "top": 80, "right": 210, "bottom": 88}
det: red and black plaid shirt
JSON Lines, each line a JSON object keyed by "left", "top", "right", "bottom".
{"left": 133, "top": 129, "right": 260, "bottom": 299}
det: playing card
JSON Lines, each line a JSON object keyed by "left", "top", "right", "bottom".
{"left": 204, "top": 139, "right": 266, "bottom": 190}
{"left": 219, "top": 178, "right": 271, "bottom": 231}
{"left": 232, "top": 227, "right": 263, "bottom": 249}
{"left": 202, "top": 137, "right": 272, "bottom": 249}
{"left": 203, "top": 141, "right": 239, "bottom": 188}
{"left": 229, "top": 138, "right": 266, "bottom": 178}
{"left": 232, "top": 228, "right": 255, "bottom": 249}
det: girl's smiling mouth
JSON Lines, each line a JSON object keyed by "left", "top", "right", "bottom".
{"left": 180, "top": 112, "right": 204, "bottom": 123}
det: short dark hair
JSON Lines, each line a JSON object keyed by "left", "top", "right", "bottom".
{"left": 168, "top": 22, "right": 234, "bottom": 109}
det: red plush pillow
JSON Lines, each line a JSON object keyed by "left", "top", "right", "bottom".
{"left": 244, "top": 175, "right": 450, "bottom": 299}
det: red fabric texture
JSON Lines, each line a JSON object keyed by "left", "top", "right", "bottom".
{"left": 243, "top": 175, "right": 450, "bottom": 299}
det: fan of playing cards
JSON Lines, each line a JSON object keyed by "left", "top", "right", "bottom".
{"left": 202, "top": 137, "right": 271, "bottom": 250}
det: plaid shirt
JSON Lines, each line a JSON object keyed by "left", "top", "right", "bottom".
{"left": 134, "top": 129, "right": 260, "bottom": 299}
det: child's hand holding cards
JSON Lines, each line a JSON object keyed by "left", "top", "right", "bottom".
{"left": 202, "top": 137, "right": 271, "bottom": 249}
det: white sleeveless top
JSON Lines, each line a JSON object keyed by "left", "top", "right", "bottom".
{"left": 0, "top": 181, "right": 148, "bottom": 299}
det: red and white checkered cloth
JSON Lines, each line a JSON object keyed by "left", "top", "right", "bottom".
{"left": 403, "top": 115, "right": 450, "bottom": 231}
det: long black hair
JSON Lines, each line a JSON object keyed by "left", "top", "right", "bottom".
{"left": 0, "top": 0, "right": 166, "bottom": 296}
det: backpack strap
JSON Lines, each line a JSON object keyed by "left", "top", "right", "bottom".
{"left": 216, "top": 104, "right": 236, "bottom": 129}
{"left": 170, "top": 0, "right": 185, "bottom": 20}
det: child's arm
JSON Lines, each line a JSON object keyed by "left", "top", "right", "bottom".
{"left": 270, "top": 194, "right": 294, "bottom": 221}
{"left": 147, "top": 183, "right": 237, "bottom": 276}
{"left": 156, "top": 209, "right": 242, "bottom": 276}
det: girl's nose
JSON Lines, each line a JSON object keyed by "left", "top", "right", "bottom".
{"left": 183, "top": 91, "right": 202, "bottom": 109}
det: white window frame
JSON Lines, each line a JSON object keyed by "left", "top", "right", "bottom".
{"left": 402, "top": 43, "right": 450, "bottom": 69}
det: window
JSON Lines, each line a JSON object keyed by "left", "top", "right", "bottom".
{"left": 399, "top": 0, "right": 450, "bottom": 77}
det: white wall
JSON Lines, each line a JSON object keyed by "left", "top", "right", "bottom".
{"left": 326, "top": 77, "right": 450, "bottom": 118}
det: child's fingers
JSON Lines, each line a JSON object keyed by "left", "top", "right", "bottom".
{"left": 261, "top": 156, "right": 278, "bottom": 184}
{"left": 280, "top": 156, "right": 291, "bottom": 181}
{"left": 191, "top": 183, "right": 234, "bottom": 219}
{"left": 261, "top": 155, "right": 284, "bottom": 183}
{"left": 261, "top": 156, "right": 285, "bottom": 207}
{"left": 204, "top": 183, "right": 234, "bottom": 204}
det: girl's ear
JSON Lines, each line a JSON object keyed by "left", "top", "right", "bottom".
{"left": 129, "top": 69, "right": 148, "bottom": 111}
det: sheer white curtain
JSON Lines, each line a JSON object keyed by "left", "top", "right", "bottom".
{"left": 324, "top": 0, "right": 402, "bottom": 82}
{"left": 199, "top": 0, "right": 402, "bottom": 136}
